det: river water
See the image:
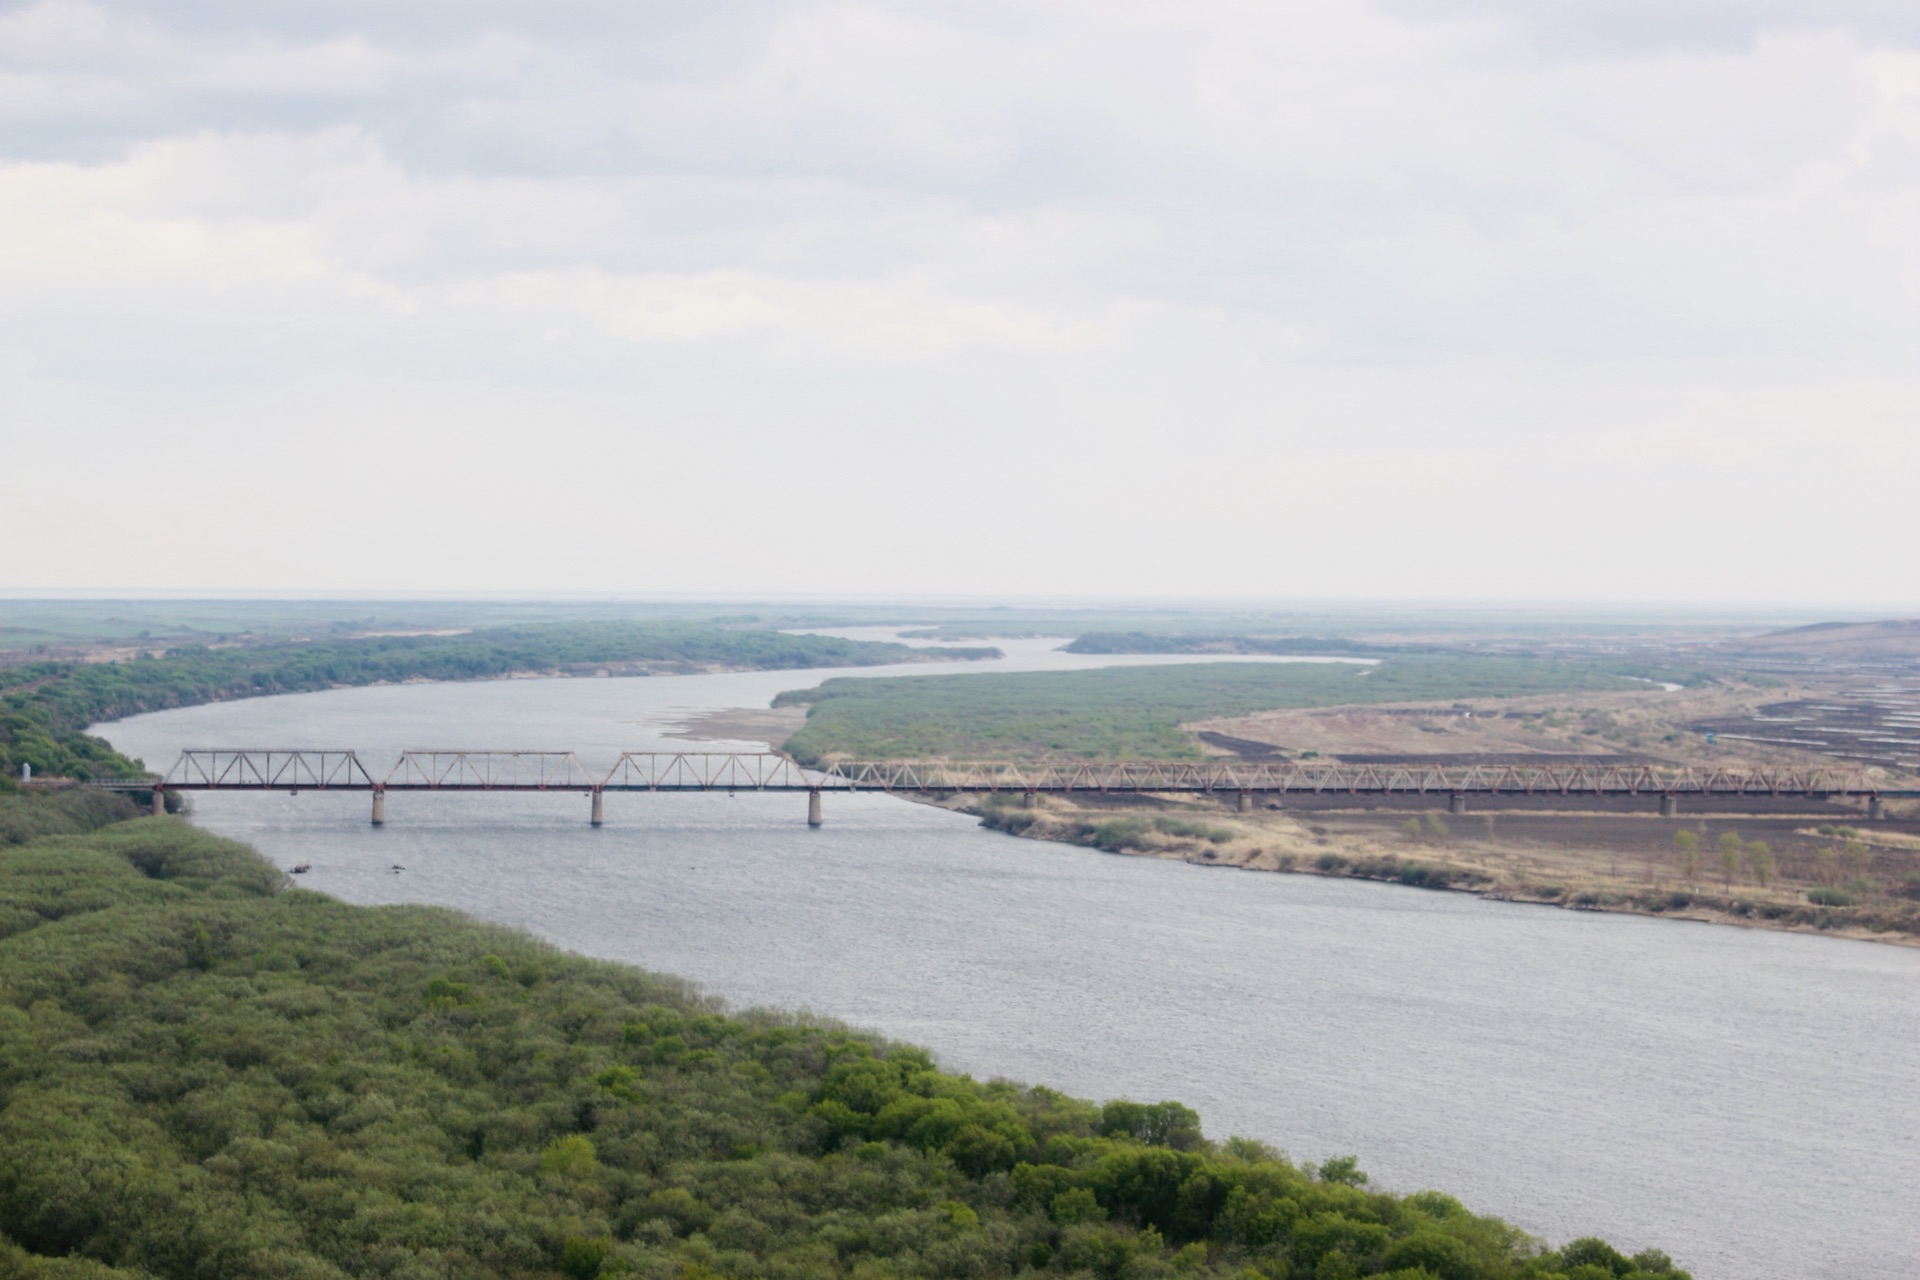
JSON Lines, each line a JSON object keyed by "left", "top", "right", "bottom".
{"left": 98, "top": 638, "right": 1920, "bottom": 1280}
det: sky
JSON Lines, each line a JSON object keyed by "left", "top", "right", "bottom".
{"left": 2, "top": 0, "right": 1916, "bottom": 604}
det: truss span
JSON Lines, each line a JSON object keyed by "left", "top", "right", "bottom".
{"left": 602, "top": 752, "right": 819, "bottom": 791}
{"left": 164, "top": 749, "right": 374, "bottom": 790}
{"left": 383, "top": 750, "right": 597, "bottom": 791}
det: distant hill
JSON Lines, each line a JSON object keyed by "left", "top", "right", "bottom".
{"left": 1734, "top": 619, "right": 1920, "bottom": 659}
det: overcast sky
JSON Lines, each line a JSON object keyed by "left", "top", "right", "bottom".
{"left": 3, "top": 1, "right": 1916, "bottom": 603}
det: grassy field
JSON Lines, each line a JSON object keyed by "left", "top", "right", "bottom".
{"left": 776, "top": 658, "right": 1645, "bottom": 762}
{"left": 0, "top": 796, "right": 1687, "bottom": 1279}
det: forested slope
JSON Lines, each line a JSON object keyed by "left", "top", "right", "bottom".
{"left": 0, "top": 803, "right": 1688, "bottom": 1280}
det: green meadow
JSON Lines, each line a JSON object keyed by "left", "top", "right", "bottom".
{"left": 777, "top": 659, "right": 1642, "bottom": 762}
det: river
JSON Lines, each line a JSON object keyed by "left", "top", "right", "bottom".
{"left": 98, "top": 637, "right": 1920, "bottom": 1280}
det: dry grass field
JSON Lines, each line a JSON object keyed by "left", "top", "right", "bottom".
{"left": 954, "top": 789, "right": 1920, "bottom": 946}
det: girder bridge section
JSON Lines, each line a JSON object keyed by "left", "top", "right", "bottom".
{"left": 87, "top": 749, "right": 1911, "bottom": 826}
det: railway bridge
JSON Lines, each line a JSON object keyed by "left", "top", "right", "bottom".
{"left": 92, "top": 749, "right": 1908, "bottom": 825}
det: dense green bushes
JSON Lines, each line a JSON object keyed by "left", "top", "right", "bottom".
{"left": 0, "top": 791, "right": 143, "bottom": 847}
{"left": 0, "top": 713, "right": 145, "bottom": 789}
{"left": 0, "top": 818, "right": 1686, "bottom": 1279}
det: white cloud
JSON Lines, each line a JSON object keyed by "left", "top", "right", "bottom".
{"left": 0, "top": 0, "right": 1915, "bottom": 602}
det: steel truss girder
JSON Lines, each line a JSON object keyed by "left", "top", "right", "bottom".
{"left": 164, "top": 749, "right": 374, "bottom": 790}
{"left": 126, "top": 751, "right": 1892, "bottom": 797}
{"left": 815, "top": 759, "right": 1880, "bottom": 797}
{"left": 601, "top": 752, "right": 821, "bottom": 791}
{"left": 384, "top": 751, "right": 597, "bottom": 790}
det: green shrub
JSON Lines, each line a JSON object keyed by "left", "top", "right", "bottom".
{"left": 0, "top": 791, "right": 143, "bottom": 846}
{"left": 1396, "top": 862, "right": 1453, "bottom": 889}
{"left": 1087, "top": 818, "right": 1152, "bottom": 852}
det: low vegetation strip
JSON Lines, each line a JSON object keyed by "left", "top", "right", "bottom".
{"left": 777, "top": 660, "right": 1644, "bottom": 762}
{"left": 0, "top": 798, "right": 1685, "bottom": 1280}
{"left": 1059, "top": 638, "right": 1714, "bottom": 691}
{"left": 1062, "top": 635, "right": 1380, "bottom": 656}
{"left": 0, "top": 623, "right": 994, "bottom": 785}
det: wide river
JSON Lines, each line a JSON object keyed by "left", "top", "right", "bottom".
{"left": 99, "top": 637, "right": 1919, "bottom": 1280}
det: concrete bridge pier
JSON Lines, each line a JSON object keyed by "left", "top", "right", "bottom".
{"left": 1237, "top": 791, "right": 1252, "bottom": 813}
{"left": 590, "top": 789, "right": 605, "bottom": 827}
{"left": 1868, "top": 795, "right": 1886, "bottom": 821}
{"left": 1660, "top": 794, "right": 1678, "bottom": 818}
{"left": 371, "top": 789, "right": 386, "bottom": 827}
{"left": 808, "top": 790, "right": 823, "bottom": 827}
{"left": 1448, "top": 793, "right": 1467, "bottom": 815}
{"left": 151, "top": 787, "right": 165, "bottom": 817}
{"left": 1022, "top": 790, "right": 1036, "bottom": 809}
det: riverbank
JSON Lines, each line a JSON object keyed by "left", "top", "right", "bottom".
{"left": 656, "top": 698, "right": 1920, "bottom": 948}
{"left": 940, "top": 791, "right": 1920, "bottom": 947}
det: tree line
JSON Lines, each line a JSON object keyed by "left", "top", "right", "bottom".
{"left": 0, "top": 622, "right": 994, "bottom": 787}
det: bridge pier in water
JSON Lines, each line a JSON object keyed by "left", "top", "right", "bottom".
{"left": 1448, "top": 793, "right": 1467, "bottom": 815}
{"left": 370, "top": 789, "right": 385, "bottom": 827}
{"left": 807, "top": 790, "right": 823, "bottom": 827}
{"left": 590, "top": 789, "right": 605, "bottom": 827}
{"left": 1660, "top": 794, "right": 1678, "bottom": 818}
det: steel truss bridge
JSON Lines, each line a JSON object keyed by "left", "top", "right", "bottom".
{"left": 96, "top": 749, "right": 1908, "bottom": 825}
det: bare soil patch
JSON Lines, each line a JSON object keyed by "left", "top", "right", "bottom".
{"left": 665, "top": 705, "right": 808, "bottom": 749}
{"left": 1187, "top": 683, "right": 1909, "bottom": 778}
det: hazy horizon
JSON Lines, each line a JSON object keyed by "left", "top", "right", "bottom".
{"left": 0, "top": 587, "right": 1900, "bottom": 633}
{"left": 0, "top": 587, "right": 1904, "bottom": 610}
